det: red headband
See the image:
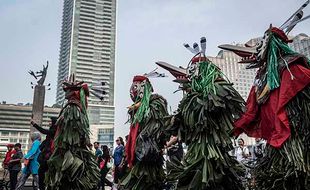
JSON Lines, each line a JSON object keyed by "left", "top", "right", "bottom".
{"left": 191, "top": 56, "right": 207, "bottom": 63}
{"left": 133, "top": 75, "right": 149, "bottom": 82}
{"left": 271, "top": 27, "right": 293, "bottom": 43}
{"left": 82, "top": 83, "right": 89, "bottom": 96}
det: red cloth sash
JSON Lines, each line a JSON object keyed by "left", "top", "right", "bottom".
{"left": 235, "top": 63, "right": 310, "bottom": 148}
{"left": 125, "top": 123, "right": 139, "bottom": 168}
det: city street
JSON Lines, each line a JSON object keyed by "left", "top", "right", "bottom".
{"left": 0, "top": 0, "right": 309, "bottom": 189}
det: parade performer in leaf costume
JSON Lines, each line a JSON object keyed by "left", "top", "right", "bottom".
{"left": 218, "top": 1, "right": 310, "bottom": 189}
{"left": 45, "top": 74, "right": 100, "bottom": 190}
{"left": 120, "top": 74, "right": 169, "bottom": 190}
{"left": 156, "top": 37, "right": 245, "bottom": 190}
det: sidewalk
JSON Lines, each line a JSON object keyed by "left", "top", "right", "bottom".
{"left": 0, "top": 169, "right": 114, "bottom": 189}
{"left": 0, "top": 174, "right": 106, "bottom": 190}
{"left": 0, "top": 169, "right": 35, "bottom": 188}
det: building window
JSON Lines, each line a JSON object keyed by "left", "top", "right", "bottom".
{"left": 98, "top": 128, "right": 113, "bottom": 134}
{"left": 11, "top": 132, "right": 18, "bottom": 136}
{"left": 1, "top": 131, "right": 9, "bottom": 136}
{"left": 97, "top": 127, "right": 114, "bottom": 146}
{"left": 96, "top": 4, "right": 104, "bottom": 12}
{"left": 19, "top": 132, "right": 28, "bottom": 137}
{"left": 94, "top": 51, "right": 102, "bottom": 60}
{"left": 10, "top": 138, "right": 18, "bottom": 143}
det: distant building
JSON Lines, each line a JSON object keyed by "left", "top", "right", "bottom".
{"left": 208, "top": 48, "right": 257, "bottom": 101}
{"left": 55, "top": 0, "right": 117, "bottom": 147}
{"left": 0, "top": 103, "right": 60, "bottom": 153}
{"left": 289, "top": 33, "right": 310, "bottom": 57}
{"left": 90, "top": 124, "right": 114, "bottom": 148}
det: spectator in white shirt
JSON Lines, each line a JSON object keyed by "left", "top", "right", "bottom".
{"left": 234, "top": 138, "right": 250, "bottom": 162}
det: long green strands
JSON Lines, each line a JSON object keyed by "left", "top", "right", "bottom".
{"left": 267, "top": 35, "right": 299, "bottom": 90}
{"left": 80, "top": 88, "right": 89, "bottom": 124}
{"left": 191, "top": 61, "right": 223, "bottom": 97}
{"left": 133, "top": 82, "right": 152, "bottom": 124}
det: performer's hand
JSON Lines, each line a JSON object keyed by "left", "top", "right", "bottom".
{"left": 30, "top": 119, "right": 36, "bottom": 126}
{"left": 24, "top": 159, "right": 29, "bottom": 166}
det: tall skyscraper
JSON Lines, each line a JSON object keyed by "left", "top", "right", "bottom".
{"left": 56, "top": 0, "right": 116, "bottom": 147}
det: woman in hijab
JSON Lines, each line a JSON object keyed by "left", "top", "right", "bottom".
{"left": 16, "top": 132, "right": 41, "bottom": 190}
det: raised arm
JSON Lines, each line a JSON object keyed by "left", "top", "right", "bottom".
{"left": 30, "top": 120, "right": 49, "bottom": 135}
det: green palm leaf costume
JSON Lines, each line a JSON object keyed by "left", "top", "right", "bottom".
{"left": 219, "top": 19, "right": 310, "bottom": 189}
{"left": 252, "top": 34, "right": 310, "bottom": 190}
{"left": 120, "top": 75, "right": 169, "bottom": 190}
{"left": 157, "top": 37, "right": 246, "bottom": 190}
{"left": 46, "top": 77, "right": 100, "bottom": 190}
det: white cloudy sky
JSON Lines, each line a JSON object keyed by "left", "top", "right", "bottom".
{"left": 0, "top": 0, "right": 309, "bottom": 138}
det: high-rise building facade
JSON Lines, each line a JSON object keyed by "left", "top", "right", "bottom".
{"left": 56, "top": 0, "right": 116, "bottom": 146}
{"left": 208, "top": 48, "right": 257, "bottom": 100}
{"left": 0, "top": 103, "right": 60, "bottom": 154}
{"left": 289, "top": 33, "right": 310, "bottom": 57}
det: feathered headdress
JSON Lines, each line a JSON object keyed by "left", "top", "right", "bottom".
{"left": 63, "top": 74, "right": 108, "bottom": 113}
{"left": 157, "top": 37, "right": 224, "bottom": 96}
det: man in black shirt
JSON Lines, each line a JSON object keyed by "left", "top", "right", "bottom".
{"left": 30, "top": 117, "right": 57, "bottom": 190}
{"left": 8, "top": 143, "right": 23, "bottom": 190}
